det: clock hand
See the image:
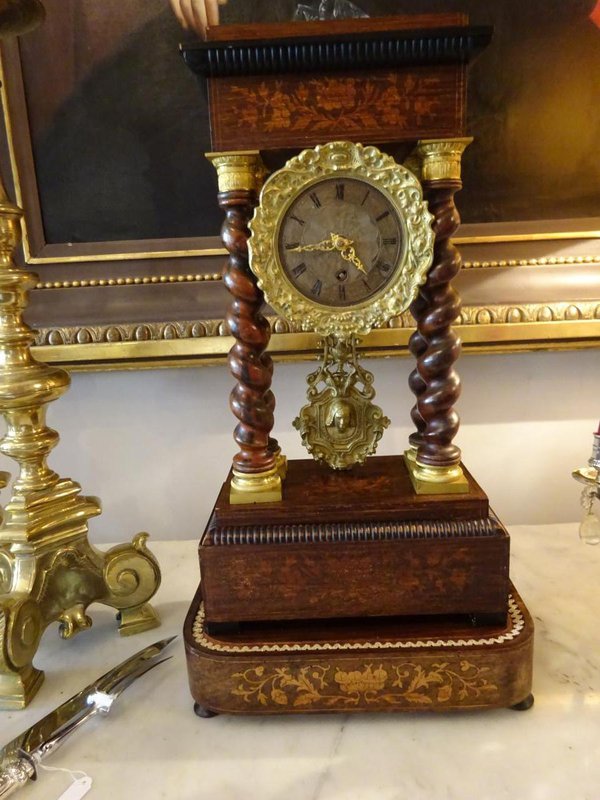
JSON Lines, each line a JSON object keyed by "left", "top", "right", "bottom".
{"left": 288, "top": 233, "right": 367, "bottom": 274}
{"left": 287, "top": 237, "right": 337, "bottom": 253}
{"left": 330, "top": 233, "right": 368, "bottom": 274}
{"left": 289, "top": 233, "right": 354, "bottom": 254}
{"left": 338, "top": 244, "right": 367, "bottom": 274}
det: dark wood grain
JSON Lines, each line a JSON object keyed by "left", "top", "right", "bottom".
{"left": 218, "top": 188, "right": 277, "bottom": 475}
{"left": 200, "top": 525, "right": 509, "bottom": 623}
{"left": 188, "top": 17, "right": 491, "bottom": 81}
{"left": 408, "top": 291, "right": 429, "bottom": 451}
{"left": 208, "top": 66, "right": 465, "bottom": 151}
{"left": 205, "top": 15, "right": 469, "bottom": 42}
{"left": 414, "top": 180, "right": 464, "bottom": 469}
{"left": 211, "top": 456, "right": 488, "bottom": 528}
{"left": 183, "top": 15, "right": 495, "bottom": 151}
{"left": 200, "top": 456, "right": 499, "bottom": 625}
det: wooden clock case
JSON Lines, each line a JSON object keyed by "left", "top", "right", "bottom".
{"left": 182, "top": 15, "right": 534, "bottom": 717}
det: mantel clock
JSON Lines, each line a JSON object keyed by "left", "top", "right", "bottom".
{"left": 182, "top": 14, "right": 534, "bottom": 718}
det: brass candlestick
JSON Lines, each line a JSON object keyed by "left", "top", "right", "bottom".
{"left": 0, "top": 184, "right": 162, "bottom": 710}
{"left": 0, "top": 2, "right": 161, "bottom": 710}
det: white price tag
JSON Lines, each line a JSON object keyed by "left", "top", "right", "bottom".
{"left": 56, "top": 775, "right": 93, "bottom": 800}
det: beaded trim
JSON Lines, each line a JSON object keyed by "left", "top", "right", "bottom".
{"left": 192, "top": 594, "right": 525, "bottom": 654}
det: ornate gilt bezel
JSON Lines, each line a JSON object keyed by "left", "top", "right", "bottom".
{"left": 248, "top": 141, "right": 434, "bottom": 336}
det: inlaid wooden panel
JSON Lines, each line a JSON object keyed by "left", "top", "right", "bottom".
{"left": 200, "top": 457, "right": 498, "bottom": 624}
{"left": 209, "top": 66, "right": 465, "bottom": 151}
{"left": 211, "top": 456, "right": 489, "bottom": 529}
{"left": 184, "top": 583, "right": 534, "bottom": 715}
{"left": 201, "top": 527, "right": 510, "bottom": 623}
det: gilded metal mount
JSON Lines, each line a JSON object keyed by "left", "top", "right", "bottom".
{"left": 248, "top": 141, "right": 435, "bottom": 338}
{"left": 404, "top": 449, "right": 469, "bottom": 494}
{"left": 294, "top": 335, "right": 390, "bottom": 470}
{"left": 0, "top": 185, "right": 161, "bottom": 709}
{"left": 206, "top": 150, "right": 268, "bottom": 194}
{"left": 408, "top": 138, "right": 473, "bottom": 183}
{"left": 229, "top": 437, "right": 288, "bottom": 505}
{"left": 230, "top": 462, "right": 284, "bottom": 505}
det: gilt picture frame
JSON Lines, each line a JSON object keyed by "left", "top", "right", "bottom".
{"left": 0, "top": 0, "right": 599, "bottom": 370}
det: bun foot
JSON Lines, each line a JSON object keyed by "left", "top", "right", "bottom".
{"left": 511, "top": 693, "right": 534, "bottom": 711}
{"left": 194, "top": 702, "right": 218, "bottom": 718}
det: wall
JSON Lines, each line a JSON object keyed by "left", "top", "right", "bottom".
{"left": 0, "top": 348, "right": 596, "bottom": 543}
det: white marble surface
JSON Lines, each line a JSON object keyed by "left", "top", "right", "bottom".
{"left": 2, "top": 524, "right": 599, "bottom": 800}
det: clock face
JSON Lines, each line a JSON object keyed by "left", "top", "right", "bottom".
{"left": 248, "top": 141, "right": 434, "bottom": 337}
{"left": 277, "top": 177, "right": 403, "bottom": 308}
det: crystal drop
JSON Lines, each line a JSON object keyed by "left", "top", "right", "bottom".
{"left": 579, "top": 512, "right": 600, "bottom": 545}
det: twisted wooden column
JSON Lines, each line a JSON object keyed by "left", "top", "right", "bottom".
{"left": 407, "top": 291, "right": 429, "bottom": 456}
{"left": 208, "top": 152, "right": 283, "bottom": 504}
{"left": 406, "top": 139, "right": 471, "bottom": 493}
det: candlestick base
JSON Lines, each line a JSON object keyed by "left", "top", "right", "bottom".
{"left": 0, "top": 187, "right": 161, "bottom": 709}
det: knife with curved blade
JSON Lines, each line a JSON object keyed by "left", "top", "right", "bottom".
{"left": 0, "top": 636, "right": 176, "bottom": 797}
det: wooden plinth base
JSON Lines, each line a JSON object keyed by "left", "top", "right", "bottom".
{"left": 184, "top": 582, "right": 534, "bottom": 716}
{"left": 200, "top": 456, "right": 509, "bottom": 624}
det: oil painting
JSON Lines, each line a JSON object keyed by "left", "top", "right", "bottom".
{"left": 0, "top": 0, "right": 598, "bottom": 366}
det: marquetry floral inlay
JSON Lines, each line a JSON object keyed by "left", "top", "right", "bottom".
{"left": 231, "top": 74, "right": 443, "bottom": 134}
{"left": 231, "top": 661, "right": 498, "bottom": 708}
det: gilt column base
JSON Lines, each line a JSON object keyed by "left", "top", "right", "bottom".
{"left": 405, "top": 450, "right": 469, "bottom": 494}
{"left": 229, "top": 466, "right": 283, "bottom": 505}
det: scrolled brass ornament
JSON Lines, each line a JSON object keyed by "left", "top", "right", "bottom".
{"left": 294, "top": 335, "right": 389, "bottom": 470}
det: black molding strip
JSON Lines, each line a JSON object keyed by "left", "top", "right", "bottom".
{"left": 182, "top": 25, "right": 493, "bottom": 78}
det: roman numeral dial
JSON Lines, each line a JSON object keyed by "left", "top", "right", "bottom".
{"left": 278, "top": 176, "right": 403, "bottom": 309}
{"left": 248, "top": 141, "right": 435, "bottom": 339}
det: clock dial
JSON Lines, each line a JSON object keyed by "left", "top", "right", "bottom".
{"left": 248, "top": 141, "right": 434, "bottom": 337}
{"left": 277, "top": 177, "right": 403, "bottom": 308}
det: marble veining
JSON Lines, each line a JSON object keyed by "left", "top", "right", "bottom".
{"left": 1, "top": 525, "right": 599, "bottom": 800}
